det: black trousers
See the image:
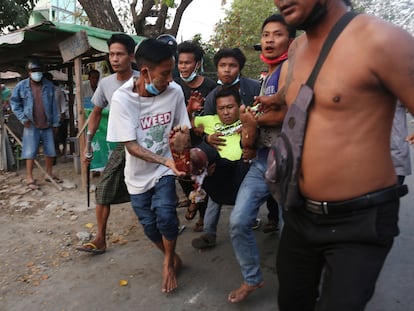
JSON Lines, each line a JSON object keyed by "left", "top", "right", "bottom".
{"left": 277, "top": 199, "right": 400, "bottom": 311}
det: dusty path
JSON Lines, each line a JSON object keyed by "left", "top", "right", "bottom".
{"left": 0, "top": 157, "right": 280, "bottom": 311}
{"left": 1, "top": 154, "right": 413, "bottom": 311}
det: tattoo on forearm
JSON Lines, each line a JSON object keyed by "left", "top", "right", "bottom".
{"left": 125, "top": 141, "right": 167, "bottom": 165}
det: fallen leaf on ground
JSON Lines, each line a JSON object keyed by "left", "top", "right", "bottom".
{"left": 119, "top": 279, "right": 128, "bottom": 286}
{"left": 85, "top": 223, "right": 94, "bottom": 228}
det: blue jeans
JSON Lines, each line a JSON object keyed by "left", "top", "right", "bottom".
{"left": 130, "top": 175, "right": 179, "bottom": 243}
{"left": 230, "top": 154, "right": 270, "bottom": 285}
{"left": 203, "top": 196, "right": 222, "bottom": 238}
{"left": 22, "top": 124, "right": 56, "bottom": 159}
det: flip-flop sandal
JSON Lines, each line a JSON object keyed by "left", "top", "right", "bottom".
{"left": 45, "top": 176, "right": 63, "bottom": 183}
{"left": 76, "top": 242, "right": 106, "bottom": 255}
{"left": 26, "top": 181, "right": 39, "bottom": 190}
{"left": 185, "top": 203, "right": 199, "bottom": 220}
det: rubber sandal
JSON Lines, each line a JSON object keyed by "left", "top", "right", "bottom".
{"left": 45, "top": 176, "right": 63, "bottom": 183}
{"left": 26, "top": 181, "right": 39, "bottom": 190}
{"left": 185, "top": 202, "right": 199, "bottom": 220}
{"left": 76, "top": 242, "right": 106, "bottom": 255}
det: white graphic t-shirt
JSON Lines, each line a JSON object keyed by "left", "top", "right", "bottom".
{"left": 107, "top": 78, "right": 190, "bottom": 194}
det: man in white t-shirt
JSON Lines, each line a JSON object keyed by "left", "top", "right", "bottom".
{"left": 76, "top": 34, "right": 139, "bottom": 255}
{"left": 107, "top": 38, "right": 191, "bottom": 293}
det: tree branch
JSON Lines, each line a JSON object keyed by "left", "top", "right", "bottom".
{"left": 169, "top": 0, "right": 193, "bottom": 36}
{"left": 132, "top": 0, "right": 155, "bottom": 36}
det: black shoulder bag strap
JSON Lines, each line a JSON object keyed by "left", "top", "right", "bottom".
{"left": 306, "top": 11, "right": 357, "bottom": 89}
{"left": 267, "top": 11, "right": 359, "bottom": 209}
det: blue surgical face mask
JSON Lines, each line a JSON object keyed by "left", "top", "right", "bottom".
{"left": 30, "top": 72, "right": 43, "bottom": 82}
{"left": 217, "top": 75, "right": 240, "bottom": 87}
{"left": 145, "top": 71, "right": 160, "bottom": 96}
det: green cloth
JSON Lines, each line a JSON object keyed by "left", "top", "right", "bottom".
{"left": 85, "top": 108, "right": 117, "bottom": 170}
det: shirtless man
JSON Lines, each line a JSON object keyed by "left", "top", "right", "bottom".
{"left": 254, "top": 1, "right": 414, "bottom": 310}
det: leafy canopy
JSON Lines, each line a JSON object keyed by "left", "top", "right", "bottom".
{"left": 0, "top": 0, "right": 38, "bottom": 33}
{"left": 211, "top": 0, "right": 277, "bottom": 79}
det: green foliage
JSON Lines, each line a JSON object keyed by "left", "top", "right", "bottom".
{"left": 154, "top": 0, "right": 175, "bottom": 7}
{"left": 211, "top": 0, "right": 277, "bottom": 79}
{"left": 0, "top": 0, "right": 38, "bottom": 32}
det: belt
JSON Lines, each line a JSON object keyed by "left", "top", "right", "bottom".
{"left": 305, "top": 184, "right": 408, "bottom": 215}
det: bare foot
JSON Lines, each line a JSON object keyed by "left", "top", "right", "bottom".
{"left": 239, "top": 105, "right": 258, "bottom": 149}
{"left": 174, "top": 253, "right": 182, "bottom": 274}
{"left": 169, "top": 126, "right": 191, "bottom": 174}
{"left": 169, "top": 125, "right": 191, "bottom": 153}
{"left": 228, "top": 281, "right": 264, "bottom": 303}
{"left": 162, "top": 262, "right": 178, "bottom": 293}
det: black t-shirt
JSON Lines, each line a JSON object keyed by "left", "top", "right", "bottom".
{"left": 174, "top": 75, "right": 217, "bottom": 114}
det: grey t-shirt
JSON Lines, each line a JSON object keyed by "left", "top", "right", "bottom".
{"left": 391, "top": 101, "right": 412, "bottom": 177}
{"left": 92, "top": 70, "right": 139, "bottom": 110}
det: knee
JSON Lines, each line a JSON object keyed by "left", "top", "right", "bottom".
{"left": 143, "top": 225, "right": 162, "bottom": 243}
{"left": 157, "top": 211, "right": 179, "bottom": 240}
{"left": 230, "top": 208, "right": 251, "bottom": 232}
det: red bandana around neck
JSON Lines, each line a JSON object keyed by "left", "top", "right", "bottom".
{"left": 260, "top": 50, "right": 289, "bottom": 66}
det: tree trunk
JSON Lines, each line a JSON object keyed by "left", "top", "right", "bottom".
{"left": 77, "top": 0, "right": 195, "bottom": 39}
{"left": 168, "top": 0, "right": 193, "bottom": 36}
{"left": 131, "top": 0, "right": 193, "bottom": 38}
{"left": 78, "top": 0, "right": 124, "bottom": 32}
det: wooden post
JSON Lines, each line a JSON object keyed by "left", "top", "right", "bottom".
{"left": 59, "top": 31, "right": 90, "bottom": 191}
{"left": 0, "top": 94, "right": 6, "bottom": 171}
{"left": 74, "top": 57, "right": 87, "bottom": 190}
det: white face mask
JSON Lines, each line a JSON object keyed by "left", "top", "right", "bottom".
{"left": 30, "top": 72, "right": 43, "bottom": 82}
{"left": 180, "top": 70, "right": 197, "bottom": 83}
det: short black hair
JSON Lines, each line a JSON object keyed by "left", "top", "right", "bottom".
{"left": 177, "top": 41, "right": 205, "bottom": 62}
{"left": 213, "top": 48, "right": 246, "bottom": 71}
{"left": 107, "top": 33, "right": 136, "bottom": 55}
{"left": 215, "top": 87, "right": 241, "bottom": 106}
{"left": 88, "top": 69, "right": 100, "bottom": 78}
{"left": 135, "top": 38, "right": 175, "bottom": 68}
{"left": 262, "top": 14, "right": 296, "bottom": 39}
{"left": 26, "top": 58, "right": 43, "bottom": 71}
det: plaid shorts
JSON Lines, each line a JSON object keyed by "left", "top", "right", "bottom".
{"left": 95, "top": 144, "right": 130, "bottom": 205}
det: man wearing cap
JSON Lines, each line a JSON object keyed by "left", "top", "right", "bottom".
{"left": 10, "top": 59, "right": 60, "bottom": 189}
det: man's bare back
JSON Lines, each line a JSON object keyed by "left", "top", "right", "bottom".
{"left": 282, "top": 13, "right": 414, "bottom": 201}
